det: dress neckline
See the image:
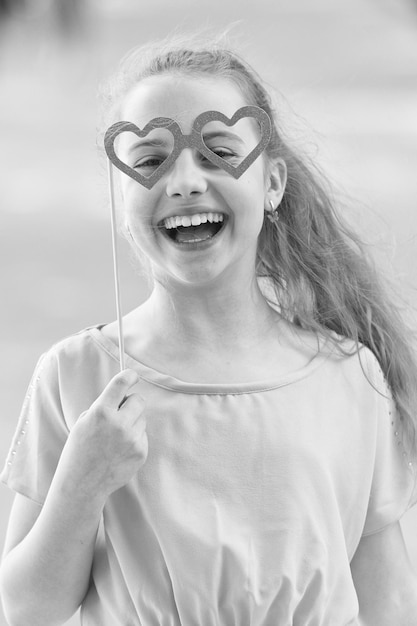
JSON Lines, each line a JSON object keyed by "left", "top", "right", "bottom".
{"left": 88, "top": 325, "right": 333, "bottom": 396}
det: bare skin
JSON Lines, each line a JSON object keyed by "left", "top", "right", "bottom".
{"left": 101, "top": 285, "right": 325, "bottom": 385}
{"left": 351, "top": 521, "right": 417, "bottom": 625}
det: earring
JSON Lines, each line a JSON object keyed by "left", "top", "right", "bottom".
{"left": 266, "top": 199, "right": 279, "bottom": 224}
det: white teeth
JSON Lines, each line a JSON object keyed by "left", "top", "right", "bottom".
{"left": 181, "top": 216, "right": 192, "bottom": 227}
{"left": 163, "top": 212, "right": 224, "bottom": 229}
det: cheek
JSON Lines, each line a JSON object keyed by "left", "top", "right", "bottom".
{"left": 123, "top": 186, "right": 156, "bottom": 229}
{"left": 239, "top": 174, "right": 267, "bottom": 234}
{"left": 237, "top": 170, "right": 266, "bottom": 213}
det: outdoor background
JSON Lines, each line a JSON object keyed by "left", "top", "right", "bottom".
{"left": 1, "top": 0, "right": 417, "bottom": 624}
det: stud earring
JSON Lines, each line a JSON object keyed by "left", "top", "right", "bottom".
{"left": 266, "top": 199, "right": 279, "bottom": 224}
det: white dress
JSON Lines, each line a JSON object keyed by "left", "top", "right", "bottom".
{"left": 2, "top": 326, "right": 416, "bottom": 625}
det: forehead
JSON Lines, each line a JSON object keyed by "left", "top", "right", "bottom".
{"left": 121, "top": 74, "right": 249, "bottom": 132}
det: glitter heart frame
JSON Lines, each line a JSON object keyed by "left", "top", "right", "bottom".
{"left": 104, "top": 105, "right": 272, "bottom": 190}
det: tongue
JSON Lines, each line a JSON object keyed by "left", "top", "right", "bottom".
{"left": 174, "top": 222, "right": 219, "bottom": 243}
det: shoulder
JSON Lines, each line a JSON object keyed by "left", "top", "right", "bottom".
{"left": 336, "top": 338, "right": 386, "bottom": 395}
{"left": 44, "top": 324, "right": 109, "bottom": 367}
{"left": 277, "top": 322, "right": 387, "bottom": 407}
{"left": 290, "top": 323, "right": 379, "bottom": 375}
{"left": 22, "top": 329, "right": 97, "bottom": 388}
{"left": 307, "top": 330, "right": 389, "bottom": 403}
{"left": 37, "top": 326, "right": 118, "bottom": 390}
{"left": 321, "top": 330, "right": 380, "bottom": 373}
{"left": 34, "top": 325, "right": 119, "bottom": 419}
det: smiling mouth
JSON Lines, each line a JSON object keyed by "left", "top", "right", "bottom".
{"left": 160, "top": 212, "right": 226, "bottom": 244}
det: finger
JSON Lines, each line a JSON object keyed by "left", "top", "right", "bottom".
{"left": 98, "top": 369, "right": 139, "bottom": 410}
{"left": 118, "top": 392, "right": 145, "bottom": 425}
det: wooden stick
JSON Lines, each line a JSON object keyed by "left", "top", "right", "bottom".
{"left": 107, "top": 159, "right": 125, "bottom": 371}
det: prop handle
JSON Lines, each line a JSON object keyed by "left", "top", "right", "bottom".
{"left": 107, "top": 160, "right": 125, "bottom": 371}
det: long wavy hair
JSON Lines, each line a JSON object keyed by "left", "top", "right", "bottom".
{"left": 99, "top": 34, "right": 417, "bottom": 458}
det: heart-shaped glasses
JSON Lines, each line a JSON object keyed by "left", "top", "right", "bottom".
{"left": 104, "top": 105, "right": 272, "bottom": 189}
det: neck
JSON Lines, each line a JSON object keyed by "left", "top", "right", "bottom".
{"left": 141, "top": 273, "right": 278, "bottom": 353}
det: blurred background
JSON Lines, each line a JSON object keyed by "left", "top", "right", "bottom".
{"left": 0, "top": 0, "right": 416, "bottom": 623}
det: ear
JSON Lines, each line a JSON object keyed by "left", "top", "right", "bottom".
{"left": 265, "top": 158, "right": 287, "bottom": 209}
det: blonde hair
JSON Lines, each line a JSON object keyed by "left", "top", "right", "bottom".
{"left": 99, "top": 34, "right": 417, "bottom": 457}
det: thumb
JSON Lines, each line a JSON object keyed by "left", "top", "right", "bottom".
{"left": 96, "top": 369, "right": 139, "bottom": 410}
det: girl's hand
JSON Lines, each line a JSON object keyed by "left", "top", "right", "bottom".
{"left": 61, "top": 369, "right": 148, "bottom": 501}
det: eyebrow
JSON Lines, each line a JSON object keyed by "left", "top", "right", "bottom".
{"left": 202, "top": 130, "right": 245, "bottom": 145}
{"left": 127, "top": 129, "right": 246, "bottom": 152}
{"left": 128, "top": 138, "right": 171, "bottom": 153}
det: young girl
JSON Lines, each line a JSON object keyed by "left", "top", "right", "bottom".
{"left": 1, "top": 36, "right": 417, "bottom": 626}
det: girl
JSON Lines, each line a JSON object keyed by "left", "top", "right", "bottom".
{"left": 1, "top": 36, "right": 417, "bottom": 626}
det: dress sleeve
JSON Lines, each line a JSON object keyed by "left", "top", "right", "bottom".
{"left": 0, "top": 348, "right": 69, "bottom": 505}
{"left": 362, "top": 349, "right": 417, "bottom": 536}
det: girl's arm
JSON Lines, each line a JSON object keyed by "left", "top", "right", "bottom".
{"left": 351, "top": 521, "right": 417, "bottom": 625}
{"left": 0, "top": 369, "right": 148, "bottom": 626}
{"left": 0, "top": 487, "right": 104, "bottom": 626}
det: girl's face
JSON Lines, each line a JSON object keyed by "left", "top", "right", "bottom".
{"left": 117, "top": 73, "right": 283, "bottom": 290}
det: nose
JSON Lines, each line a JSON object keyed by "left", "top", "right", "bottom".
{"left": 165, "top": 149, "right": 208, "bottom": 198}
